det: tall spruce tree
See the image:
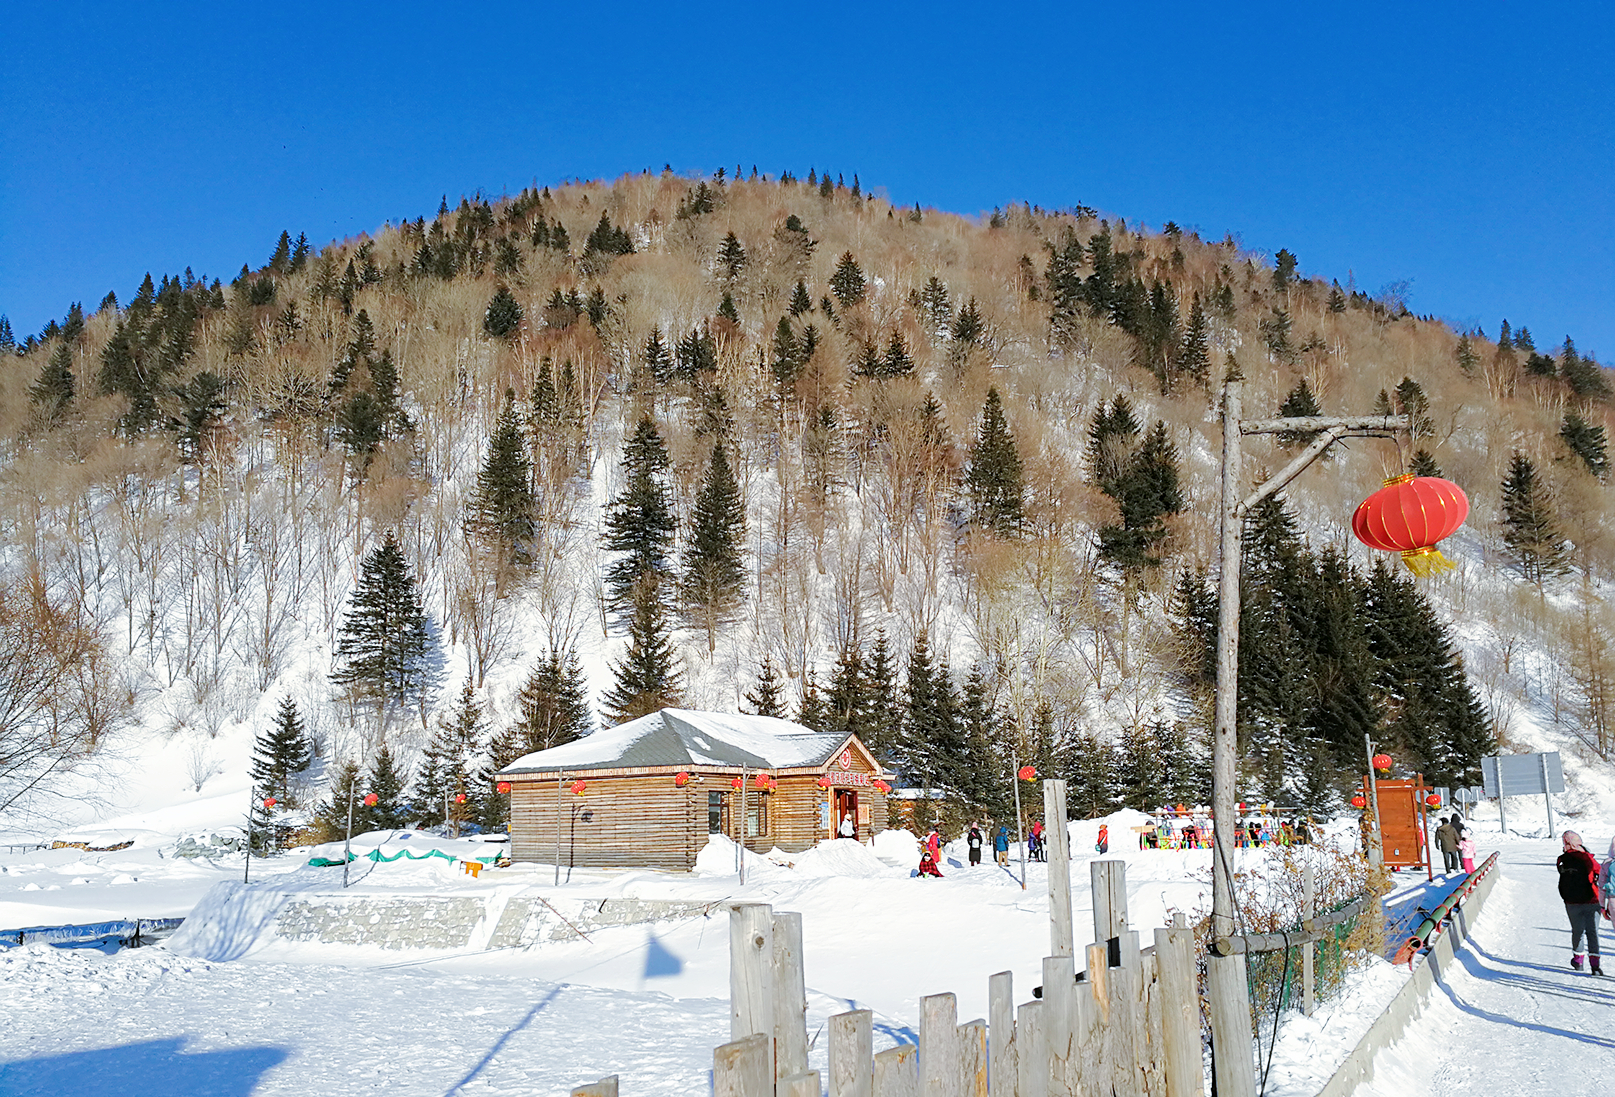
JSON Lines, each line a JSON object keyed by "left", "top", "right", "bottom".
{"left": 508, "top": 648, "right": 593, "bottom": 754}
{"left": 484, "top": 286, "right": 523, "bottom": 339}
{"left": 602, "top": 577, "right": 683, "bottom": 723}
{"left": 902, "top": 633, "right": 966, "bottom": 794}
{"left": 366, "top": 743, "right": 412, "bottom": 829}
{"left": 1176, "top": 294, "right": 1210, "bottom": 388}
{"left": 681, "top": 442, "right": 747, "bottom": 651}
{"left": 1276, "top": 379, "right": 1322, "bottom": 448}
{"left": 1560, "top": 413, "right": 1609, "bottom": 479}
{"left": 861, "top": 630, "right": 903, "bottom": 762}
{"left": 30, "top": 343, "right": 75, "bottom": 424}
{"left": 1097, "top": 420, "right": 1185, "bottom": 574}
{"left": 966, "top": 388, "right": 1025, "bottom": 535}
{"left": 830, "top": 252, "right": 866, "bottom": 308}
{"left": 414, "top": 678, "right": 486, "bottom": 827}
{"left": 744, "top": 656, "right": 788, "bottom": 718}
{"left": 249, "top": 696, "right": 312, "bottom": 803}
{"left": 467, "top": 391, "right": 537, "bottom": 563}
{"left": 602, "top": 415, "right": 676, "bottom": 613}
{"left": 1500, "top": 451, "right": 1567, "bottom": 582}
{"left": 331, "top": 532, "right": 436, "bottom": 714}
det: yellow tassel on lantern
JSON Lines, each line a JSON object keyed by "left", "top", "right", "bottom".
{"left": 1400, "top": 546, "right": 1455, "bottom": 577}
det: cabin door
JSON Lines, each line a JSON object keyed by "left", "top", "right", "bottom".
{"left": 834, "top": 789, "right": 859, "bottom": 840}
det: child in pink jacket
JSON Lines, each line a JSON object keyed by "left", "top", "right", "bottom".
{"left": 1458, "top": 834, "right": 1476, "bottom": 873}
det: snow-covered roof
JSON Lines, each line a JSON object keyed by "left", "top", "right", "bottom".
{"left": 497, "top": 709, "right": 855, "bottom": 776}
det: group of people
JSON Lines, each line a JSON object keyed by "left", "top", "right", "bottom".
{"left": 1135, "top": 816, "right": 1314, "bottom": 850}
{"left": 1556, "top": 831, "right": 1614, "bottom": 975}
{"left": 1432, "top": 815, "right": 1478, "bottom": 873}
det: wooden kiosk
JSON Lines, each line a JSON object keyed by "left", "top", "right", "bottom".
{"left": 497, "top": 709, "right": 891, "bottom": 870}
{"left": 1362, "top": 773, "right": 1434, "bottom": 878}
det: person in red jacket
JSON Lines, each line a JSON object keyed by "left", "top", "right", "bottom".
{"left": 1557, "top": 830, "right": 1603, "bottom": 974}
{"left": 918, "top": 848, "right": 944, "bottom": 878}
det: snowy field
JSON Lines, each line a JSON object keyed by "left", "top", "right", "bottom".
{"left": 1, "top": 791, "right": 1609, "bottom": 1096}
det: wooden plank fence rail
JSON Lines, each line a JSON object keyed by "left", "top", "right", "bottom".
{"left": 594, "top": 782, "right": 1217, "bottom": 1097}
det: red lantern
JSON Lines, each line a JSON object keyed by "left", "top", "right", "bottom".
{"left": 1237, "top": 802, "right": 1245, "bottom": 812}
{"left": 1425, "top": 793, "right": 1442, "bottom": 807}
{"left": 455, "top": 793, "right": 467, "bottom": 804}
{"left": 732, "top": 777, "right": 744, "bottom": 789}
{"left": 570, "top": 780, "right": 587, "bottom": 796}
{"left": 674, "top": 771, "right": 691, "bottom": 787}
{"left": 874, "top": 780, "right": 890, "bottom": 794}
{"left": 496, "top": 781, "right": 512, "bottom": 794}
{"left": 1351, "top": 474, "right": 1469, "bottom": 577}
{"left": 363, "top": 793, "right": 379, "bottom": 806}
{"left": 754, "top": 773, "right": 771, "bottom": 790}
{"left": 816, "top": 775, "right": 831, "bottom": 788}
{"left": 1018, "top": 765, "right": 1037, "bottom": 781}
{"left": 1351, "top": 794, "right": 1367, "bottom": 809}
{"left": 1373, "top": 753, "right": 1392, "bottom": 772}
{"left": 263, "top": 797, "right": 277, "bottom": 809}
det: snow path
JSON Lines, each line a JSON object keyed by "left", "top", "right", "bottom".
{"left": 1357, "top": 837, "right": 1615, "bottom": 1096}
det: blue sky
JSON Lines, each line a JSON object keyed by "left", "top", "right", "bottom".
{"left": 3, "top": 2, "right": 1611, "bottom": 358}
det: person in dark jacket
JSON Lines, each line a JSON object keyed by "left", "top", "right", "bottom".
{"left": 1557, "top": 830, "right": 1603, "bottom": 974}
{"left": 1434, "top": 817, "right": 1461, "bottom": 873}
{"left": 967, "top": 823, "right": 983, "bottom": 866}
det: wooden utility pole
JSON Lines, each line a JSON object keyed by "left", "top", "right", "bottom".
{"left": 1209, "top": 374, "right": 1406, "bottom": 1097}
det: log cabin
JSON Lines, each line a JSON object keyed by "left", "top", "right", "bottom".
{"left": 497, "top": 708, "right": 892, "bottom": 870}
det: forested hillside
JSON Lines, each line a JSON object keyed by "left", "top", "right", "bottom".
{"left": 2, "top": 167, "right": 1610, "bottom": 829}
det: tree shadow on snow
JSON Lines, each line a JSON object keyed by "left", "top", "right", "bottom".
{"left": 1434, "top": 941, "right": 1615, "bottom": 1044}
{"left": 441, "top": 985, "right": 563, "bottom": 1096}
{"left": 0, "top": 1037, "right": 288, "bottom": 1097}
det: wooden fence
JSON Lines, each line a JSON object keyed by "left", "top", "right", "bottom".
{"left": 571, "top": 780, "right": 1213, "bottom": 1097}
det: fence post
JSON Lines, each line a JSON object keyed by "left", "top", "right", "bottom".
{"left": 731, "top": 904, "right": 776, "bottom": 1082}
{"left": 1044, "top": 779, "right": 1074, "bottom": 958}
{"left": 780, "top": 1072, "right": 823, "bottom": 1097}
{"left": 1090, "top": 861, "right": 1129, "bottom": 946}
{"left": 874, "top": 1044, "right": 919, "bottom": 1097}
{"left": 774, "top": 911, "right": 809, "bottom": 1082}
{"left": 1108, "top": 964, "right": 1143, "bottom": 1097}
{"left": 1016, "top": 1000, "right": 1046, "bottom": 1097}
{"left": 1081, "top": 943, "right": 1116, "bottom": 1097}
{"left": 570, "top": 1077, "right": 618, "bottom": 1097}
{"left": 920, "top": 993, "right": 960, "bottom": 1097}
{"left": 1206, "top": 951, "right": 1256, "bottom": 1097}
{"left": 1154, "top": 914, "right": 1203, "bottom": 1097}
{"left": 715, "top": 1033, "right": 772, "bottom": 1097}
{"left": 1041, "top": 955, "right": 1076, "bottom": 1096}
{"left": 830, "top": 1009, "right": 874, "bottom": 1097}
{"left": 957, "top": 1020, "right": 988, "bottom": 1097}
{"left": 1302, "top": 864, "right": 1316, "bottom": 1018}
{"left": 988, "top": 971, "right": 1016, "bottom": 1097}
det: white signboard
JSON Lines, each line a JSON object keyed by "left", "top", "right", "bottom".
{"left": 1481, "top": 752, "right": 1564, "bottom": 798}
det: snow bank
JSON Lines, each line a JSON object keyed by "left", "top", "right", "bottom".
{"left": 872, "top": 828, "right": 920, "bottom": 867}
{"left": 166, "top": 881, "right": 296, "bottom": 962}
{"left": 786, "top": 839, "right": 903, "bottom": 879}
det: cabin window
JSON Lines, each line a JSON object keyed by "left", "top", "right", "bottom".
{"left": 708, "top": 791, "right": 726, "bottom": 834}
{"left": 746, "top": 793, "right": 770, "bottom": 837}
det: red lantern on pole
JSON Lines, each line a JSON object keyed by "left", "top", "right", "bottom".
{"left": 674, "top": 771, "right": 691, "bottom": 787}
{"left": 263, "top": 797, "right": 277, "bottom": 809}
{"left": 1372, "top": 754, "right": 1393, "bottom": 772}
{"left": 569, "top": 780, "right": 587, "bottom": 796}
{"left": 1017, "top": 765, "right": 1037, "bottom": 781}
{"left": 1351, "top": 474, "right": 1469, "bottom": 577}
{"left": 1351, "top": 794, "right": 1367, "bottom": 809}
{"left": 363, "top": 793, "right": 379, "bottom": 806}
{"left": 731, "top": 777, "right": 744, "bottom": 790}
{"left": 1425, "top": 793, "right": 1442, "bottom": 807}
{"left": 455, "top": 793, "right": 467, "bottom": 804}
{"left": 496, "top": 781, "right": 512, "bottom": 794}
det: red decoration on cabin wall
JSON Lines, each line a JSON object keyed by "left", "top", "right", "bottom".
{"left": 496, "top": 781, "right": 512, "bottom": 794}
{"left": 363, "top": 793, "right": 379, "bottom": 806}
{"left": 455, "top": 793, "right": 466, "bottom": 804}
{"left": 1351, "top": 474, "right": 1469, "bottom": 576}
{"left": 674, "top": 771, "right": 691, "bottom": 787}
{"left": 570, "top": 780, "right": 587, "bottom": 796}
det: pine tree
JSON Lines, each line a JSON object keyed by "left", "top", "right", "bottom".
{"left": 1409, "top": 449, "right": 1443, "bottom": 477}
{"left": 467, "top": 391, "right": 537, "bottom": 563}
{"left": 507, "top": 648, "right": 593, "bottom": 755}
{"left": 602, "top": 415, "right": 676, "bottom": 613}
{"left": 484, "top": 285, "right": 523, "bottom": 339}
{"left": 901, "top": 633, "right": 966, "bottom": 794}
{"left": 830, "top": 252, "right": 866, "bottom": 308}
{"left": 1086, "top": 395, "right": 1141, "bottom": 494}
{"left": 1559, "top": 336, "right": 1612, "bottom": 399}
{"left": 602, "top": 576, "right": 683, "bottom": 723}
{"left": 331, "top": 532, "right": 436, "bottom": 713}
{"left": 1276, "top": 379, "right": 1322, "bottom": 448}
{"left": 30, "top": 343, "right": 75, "bottom": 424}
{"left": 415, "top": 678, "right": 487, "bottom": 828}
{"left": 717, "top": 232, "right": 747, "bottom": 281}
{"left": 882, "top": 333, "right": 915, "bottom": 377}
{"left": 1272, "top": 248, "right": 1298, "bottom": 291}
{"left": 717, "top": 292, "right": 740, "bottom": 326}
{"left": 966, "top": 388, "right": 1025, "bottom": 535}
{"left": 290, "top": 232, "right": 310, "bottom": 271}
{"left": 1500, "top": 452, "right": 1567, "bottom": 582}
{"left": 744, "top": 656, "right": 787, "bottom": 718}
{"left": 269, "top": 231, "right": 292, "bottom": 273}
{"left": 1326, "top": 282, "right": 1347, "bottom": 314}
{"left": 1097, "top": 420, "right": 1185, "bottom": 573}
{"left": 1456, "top": 334, "right": 1479, "bottom": 375}
{"left": 919, "top": 276, "right": 952, "bottom": 338}
{"left": 1176, "top": 294, "right": 1210, "bottom": 388}
{"left": 366, "top": 743, "right": 412, "bottom": 829}
{"left": 170, "top": 371, "right": 226, "bottom": 461}
{"left": 952, "top": 298, "right": 985, "bottom": 345}
{"left": 681, "top": 442, "right": 747, "bottom": 651}
{"left": 861, "top": 631, "right": 902, "bottom": 760}
{"left": 1560, "top": 413, "right": 1609, "bottom": 479}
{"left": 249, "top": 696, "right": 312, "bottom": 803}
{"left": 788, "top": 281, "right": 814, "bottom": 317}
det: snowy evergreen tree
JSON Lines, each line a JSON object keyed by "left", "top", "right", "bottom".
{"left": 602, "top": 577, "right": 683, "bottom": 724}
{"left": 681, "top": 442, "right": 746, "bottom": 649}
{"left": 966, "top": 388, "right": 1025, "bottom": 535}
{"left": 1500, "top": 451, "right": 1567, "bottom": 582}
{"left": 467, "top": 391, "right": 537, "bottom": 563}
{"left": 30, "top": 343, "right": 75, "bottom": 425}
{"left": 415, "top": 678, "right": 486, "bottom": 829}
{"left": 744, "top": 656, "right": 787, "bottom": 719}
{"left": 249, "top": 696, "right": 312, "bottom": 804}
{"left": 331, "top": 532, "right": 437, "bottom": 715}
{"left": 603, "top": 415, "right": 676, "bottom": 614}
